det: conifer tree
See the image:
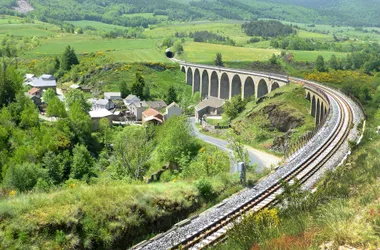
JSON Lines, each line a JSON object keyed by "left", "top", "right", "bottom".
{"left": 61, "top": 45, "right": 79, "bottom": 71}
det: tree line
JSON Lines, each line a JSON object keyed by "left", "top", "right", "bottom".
{"left": 242, "top": 20, "right": 296, "bottom": 38}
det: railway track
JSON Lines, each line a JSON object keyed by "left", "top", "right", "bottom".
{"left": 133, "top": 72, "right": 363, "bottom": 250}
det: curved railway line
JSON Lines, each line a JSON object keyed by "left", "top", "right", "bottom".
{"left": 132, "top": 63, "right": 364, "bottom": 250}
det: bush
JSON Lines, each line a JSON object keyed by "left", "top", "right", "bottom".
{"left": 3, "top": 163, "right": 43, "bottom": 192}
{"left": 195, "top": 178, "right": 215, "bottom": 200}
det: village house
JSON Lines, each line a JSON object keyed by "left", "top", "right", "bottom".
{"left": 25, "top": 74, "right": 57, "bottom": 92}
{"left": 104, "top": 92, "right": 122, "bottom": 101}
{"left": 195, "top": 96, "right": 225, "bottom": 121}
{"left": 123, "top": 94, "right": 140, "bottom": 107}
{"left": 88, "top": 98, "right": 115, "bottom": 110}
{"left": 26, "top": 87, "right": 42, "bottom": 106}
{"left": 146, "top": 100, "right": 167, "bottom": 111}
{"left": 89, "top": 109, "right": 114, "bottom": 130}
{"left": 142, "top": 108, "right": 164, "bottom": 125}
{"left": 164, "top": 102, "right": 182, "bottom": 120}
{"left": 129, "top": 101, "right": 148, "bottom": 121}
{"left": 28, "top": 87, "right": 42, "bottom": 98}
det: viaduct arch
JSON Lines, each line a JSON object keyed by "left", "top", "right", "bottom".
{"left": 180, "top": 62, "right": 289, "bottom": 100}
{"left": 304, "top": 86, "right": 330, "bottom": 126}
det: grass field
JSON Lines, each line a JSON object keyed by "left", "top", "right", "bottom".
{"left": 146, "top": 21, "right": 250, "bottom": 45}
{"left": 180, "top": 42, "right": 280, "bottom": 63}
{"left": 67, "top": 20, "right": 128, "bottom": 32}
{"left": 25, "top": 36, "right": 169, "bottom": 62}
{"left": 0, "top": 23, "right": 59, "bottom": 37}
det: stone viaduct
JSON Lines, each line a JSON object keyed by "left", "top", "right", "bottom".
{"left": 304, "top": 85, "right": 330, "bottom": 126}
{"left": 179, "top": 62, "right": 289, "bottom": 100}
{"left": 176, "top": 60, "right": 330, "bottom": 126}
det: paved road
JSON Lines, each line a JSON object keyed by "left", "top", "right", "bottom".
{"left": 190, "top": 117, "right": 281, "bottom": 173}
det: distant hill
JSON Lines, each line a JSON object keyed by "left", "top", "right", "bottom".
{"left": 265, "top": 0, "right": 380, "bottom": 26}
{"left": 2, "top": 0, "right": 380, "bottom": 27}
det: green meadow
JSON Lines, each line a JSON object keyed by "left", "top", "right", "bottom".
{"left": 146, "top": 20, "right": 250, "bottom": 45}
{"left": 0, "top": 23, "right": 59, "bottom": 37}
{"left": 25, "top": 36, "right": 169, "bottom": 62}
{"left": 67, "top": 20, "right": 128, "bottom": 32}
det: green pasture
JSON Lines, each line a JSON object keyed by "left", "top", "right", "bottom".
{"left": 0, "top": 23, "right": 59, "bottom": 37}
{"left": 26, "top": 35, "right": 169, "bottom": 62}
{"left": 146, "top": 21, "right": 250, "bottom": 45}
{"left": 122, "top": 13, "right": 168, "bottom": 19}
{"left": 0, "top": 15, "right": 24, "bottom": 24}
{"left": 281, "top": 19, "right": 380, "bottom": 42}
{"left": 180, "top": 42, "right": 280, "bottom": 63}
{"left": 67, "top": 20, "right": 128, "bottom": 32}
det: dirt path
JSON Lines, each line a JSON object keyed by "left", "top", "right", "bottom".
{"left": 14, "top": 0, "right": 34, "bottom": 14}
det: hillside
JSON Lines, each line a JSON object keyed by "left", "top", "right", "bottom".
{"left": 3, "top": 0, "right": 379, "bottom": 27}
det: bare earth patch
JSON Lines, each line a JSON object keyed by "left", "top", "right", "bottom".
{"left": 14, "top": 0, "right": 34, "bottom": 14}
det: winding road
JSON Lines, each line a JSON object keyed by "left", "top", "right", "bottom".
{"left": 189, "top": 117, "right": 281, "bottom": 173}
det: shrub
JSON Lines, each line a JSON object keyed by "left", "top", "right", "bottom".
{"left": 195, "top": 178, "right": 215, "bottom": 200}
{"left": 3, "top": 163, "right": 43, "bottom": 192}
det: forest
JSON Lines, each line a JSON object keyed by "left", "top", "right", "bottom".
{"left": 1, "top": 0, "right": 379, "bottom": 27}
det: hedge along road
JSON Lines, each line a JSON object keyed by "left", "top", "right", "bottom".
{"left": 189, "top": 117, "right": 281, "bottom": 173}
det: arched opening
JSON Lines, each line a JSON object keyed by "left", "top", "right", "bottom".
{"left": 271, "top": 82, "right": 280, "bottom": 92}
{"left": 306, "top": 92, "right": 311, "bottom": 101}
{"left": 321, "top": 102, "right": 325, "bottom": 121}
{"left": 311, "top": 96, "right": 316, "bottom": 118}
{"left": 316, "top": 99, "right": 321, "bottom": 125}
{"left": 194, "top": 69, "right": 200, "bottom": 94}
{"left": 244, "top": 77, "right": 255, "bottom": 99}
{"left": 220, "top": 73, "right": 230, "bottom": 99}
{"left": 166, "top": 50, "right": 174, "bottom": 58}
{"left": 201, "top": 70, "right": 209, "bottom": 98}
{"left": 231, "top": 75, "right": 242, "bottom": 98}
{"left": 181, "top": 66, "right": 186, "bottom": 73}
{"left": 187, "top": 68, "right": 193, "bottom": 86}
{"left": 210, "top": 71, "right": 219, "bottom": 98}
{"left": 257, "top": 79, "right": 268, "bottom": 98}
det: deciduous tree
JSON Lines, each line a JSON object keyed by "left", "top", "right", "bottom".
{"left": 113, "top": 127, "right": 153, "bottom": 179}
{"left": 46, "top": 96, "right": 67, "bottom": 118}
{"left": 43, "top": 88, "right": 56, "bottom": 105}
{"left": 157, "top": 115, "right": 196, "bottom": 167}
{"left": 70, "top": 144, "right": 95, "bottom": 181}
{"left": 315, "top": 55, "right": 327, "bottom": 72}
{"left": 65, "top": 88, "right": 91, "bottom": 112}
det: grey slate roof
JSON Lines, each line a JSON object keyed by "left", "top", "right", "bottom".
{"left": 167, "top": 102, "right": 179, "bottom": 109}
{"left": 28, "top": 74, "right": 57, "bottom": 88}
{"left": 96, "top": 99, "right": 109, "bottom": 105}
{"left": 125, "top": 94, "right": 139, "bottom": 102}
{"left": 195, "top": 96, "right": 225, "bottom": 111}
{"left": 146, "top": 100, "right": 167, "bottom": 110}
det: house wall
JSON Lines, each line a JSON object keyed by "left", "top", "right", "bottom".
{"left": 166, "top": 106, "right": 182, "bottom": 120}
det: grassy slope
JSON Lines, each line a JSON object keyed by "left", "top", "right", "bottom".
{"left": 0, "top": 179, "right": 239, "bottom": 249}
{"left": 232, "top": 83, "right": 315, "bottom": 153}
